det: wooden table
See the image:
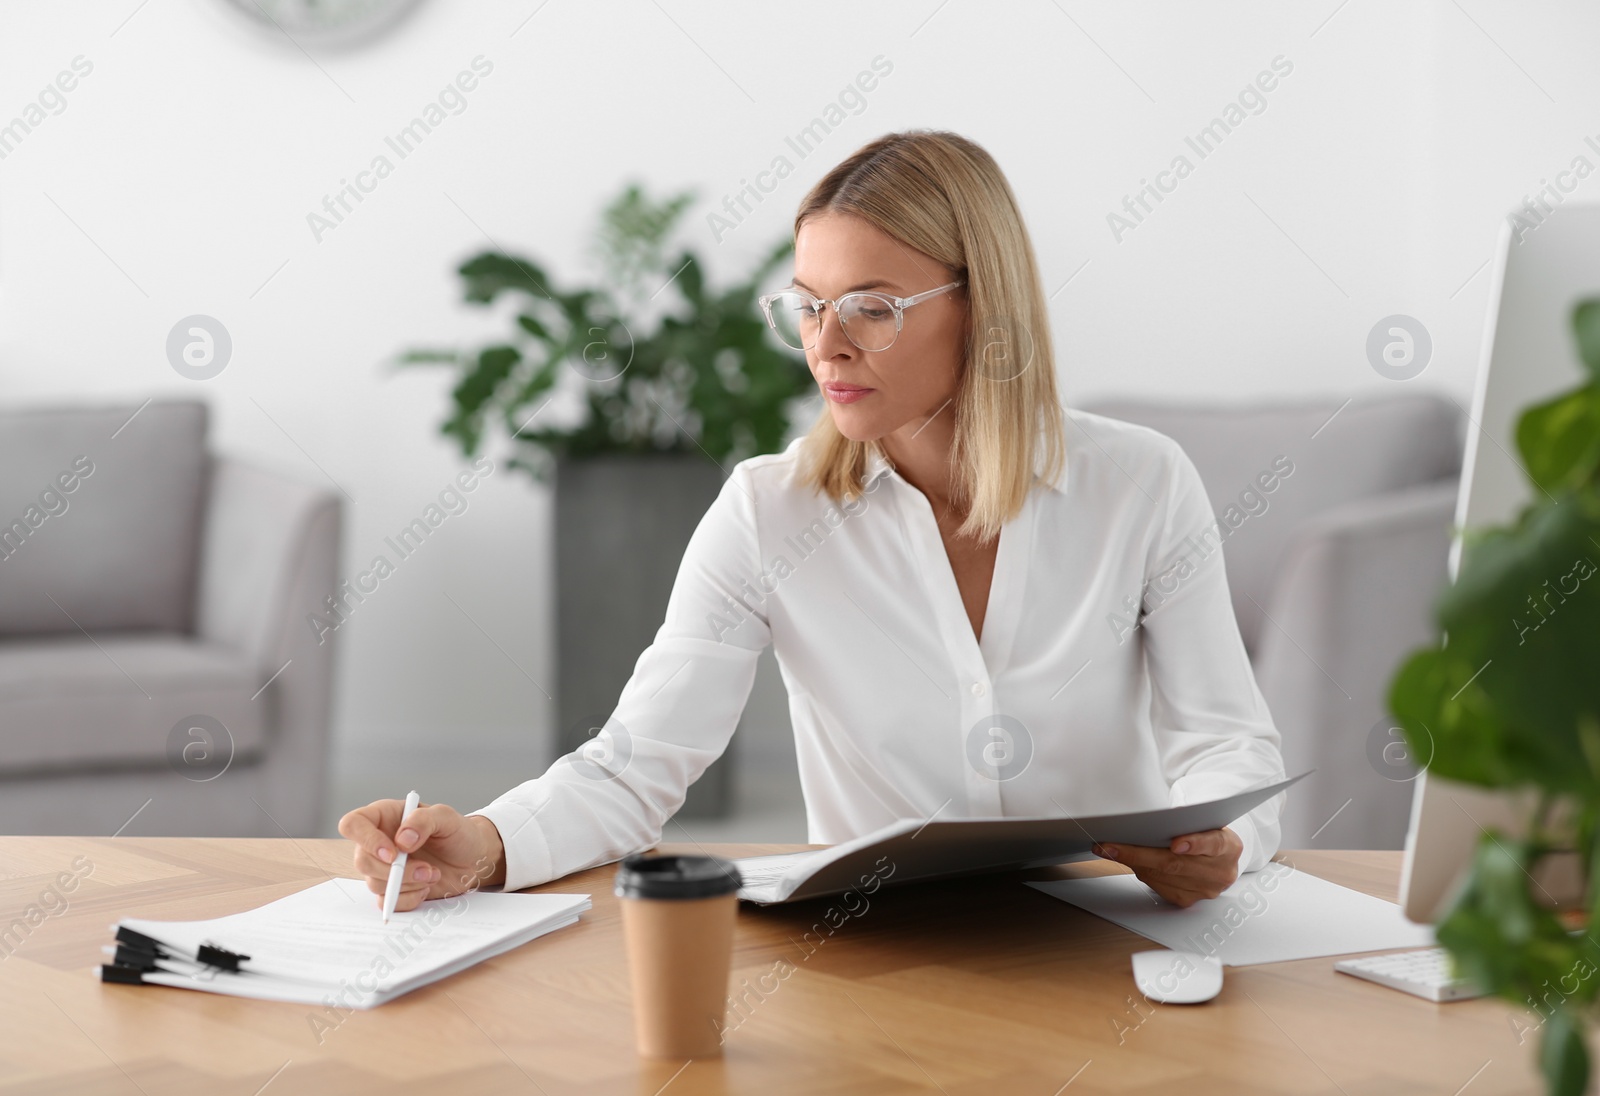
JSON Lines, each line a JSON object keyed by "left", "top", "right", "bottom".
{"left": 0, "top": 839, "right": 1561, "bottom": 1095}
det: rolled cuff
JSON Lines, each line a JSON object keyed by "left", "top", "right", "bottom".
{"left": 469, "top": 798, "right": 555, "bottom": 893}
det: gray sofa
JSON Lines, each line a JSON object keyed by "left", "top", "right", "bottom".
{"left": 0, "top": 400, "right": 341, "bottom": 836}
{"left": 1080, "top": 394, "right": 1461, "bottom": 850}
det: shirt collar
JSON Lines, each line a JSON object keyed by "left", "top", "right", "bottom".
{"left": 862, "top": 445, "right": 895, "bottom": 489}
{"left": 861, "top": 441, "right": 1068, "bottom": 496}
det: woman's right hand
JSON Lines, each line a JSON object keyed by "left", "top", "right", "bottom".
{"left": 338, "top": 799, "right": 507, "bottom": 913}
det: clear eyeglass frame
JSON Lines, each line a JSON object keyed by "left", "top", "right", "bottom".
{"left": 758, "top": 278, "right": 966, "bottom": 353}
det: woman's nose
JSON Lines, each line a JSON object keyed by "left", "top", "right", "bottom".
{"left": 812, "top": 303, "right": 855, "bottom": 359}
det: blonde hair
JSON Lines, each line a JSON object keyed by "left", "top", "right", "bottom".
{"left": 794, "top": 129, "right": 1064, "bottom": 541}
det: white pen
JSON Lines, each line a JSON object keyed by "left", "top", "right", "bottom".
{"left": 381, "top": 790, "right": 421, "bottom": 925}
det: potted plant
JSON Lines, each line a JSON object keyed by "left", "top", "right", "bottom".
{"left": 1389, "top": 297, "right": 1600, "bottom": 1095}
{"left": 400, "top": 184, "right": 813, "bottom": 816}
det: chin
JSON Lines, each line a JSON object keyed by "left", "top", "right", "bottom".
{"left": 826, "top": 406, "right": 892, "bottom": 443}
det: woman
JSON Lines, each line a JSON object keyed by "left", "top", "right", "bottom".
{"left": 340, "top": 130, "right": 1287, "bottom": 911}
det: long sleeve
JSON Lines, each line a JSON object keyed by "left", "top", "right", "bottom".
{"left": 470, "top": 462, "right": 769, "bottom": 892}
{"left": 1138, "top": 440, "right": 1287, "bottom": 874}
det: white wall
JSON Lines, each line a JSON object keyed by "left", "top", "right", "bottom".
{"left": 2, "top": 0, "right": 1594, "bottom": 771}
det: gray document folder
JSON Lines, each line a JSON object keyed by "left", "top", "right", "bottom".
{"left": 734, "top": 772, "right": 1308, "bottom": 904}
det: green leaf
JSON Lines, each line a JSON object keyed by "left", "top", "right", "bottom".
{"left": 504, "top": 361, "right": 559, "bottom": 435}
{"left": 1516, "top": 383, "right": 1600, "bottom": 495}
{"left": 599, "top": 184, "right": 691, "bottom": 256}
{"left": 593, "top": 184, "right": 695, "bottom": 293}
{"left": 1388, "top": 486, "right": 1600, "bottom": 796}
{"left": 393, "top": 348, "right": 460, "bottom": 366}
{"left": 1575, "top": 299, "right": 1600, "bottom": 379}
{"left": 450, "top": 344, "right": 522, "bottom": 421}
{"left": 673, "top": 251, "right": 704, "bottom": 306}
{"left": 1585, "top": 810, "right": 1600, "bottom": 941}
{"left": 516, "top": 313, "right": 551, "bottom": 340}
{"left": 440, "top": 410, "right": 481, "bottom": 456}
{"left": 458, "top": 252, "right": 554, "bottom": 304}
{"left": 1542, "top": 1007, "right": 1591, "bottom": 1096}
{"left": 1390, "top": 648, "right": 1507, "bottom": 787}
{"left": 1436, "top": 833, "right": 1588, "bottom": 1000}
{"left": 555, "top": 289, "right": 601, "bottom": 327}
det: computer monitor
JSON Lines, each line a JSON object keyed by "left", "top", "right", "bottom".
{"left": 1397, "top": 202, "right": 1600, "bottom": 924}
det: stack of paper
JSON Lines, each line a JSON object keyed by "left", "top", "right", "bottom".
{"left": 98, "top": 877, "right": 590, "bottom": 1007}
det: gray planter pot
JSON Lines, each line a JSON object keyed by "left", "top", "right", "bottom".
{"left": 555, "top": 452, "right": 735, "bottom": 818}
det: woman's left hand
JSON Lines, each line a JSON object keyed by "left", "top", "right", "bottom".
{"left": 1092, "top": 826, "right": 1242, "bottom": 908}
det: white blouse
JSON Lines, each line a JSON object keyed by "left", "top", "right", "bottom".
{"left": 473, "top": 408, "right": 1288, "bottom": 892}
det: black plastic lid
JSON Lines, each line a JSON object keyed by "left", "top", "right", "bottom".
{"left": 614, "top": 853, "right": 743, "bottom": 900}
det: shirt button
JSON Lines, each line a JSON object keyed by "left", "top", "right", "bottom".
{"left": 970, "top": 681, "right": 987, "bottom": 697}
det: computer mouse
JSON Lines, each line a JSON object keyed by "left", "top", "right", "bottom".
{"left": 1130, "top": 948, "right": 1224, "bottom": 1004}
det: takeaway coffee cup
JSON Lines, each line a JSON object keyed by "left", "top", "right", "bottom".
{"left": 614, "top": 853, "right": 743, "bottom": 1058}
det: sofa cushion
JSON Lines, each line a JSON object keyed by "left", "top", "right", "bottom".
{"left": 0, "top": 634, "right": 267, "bottom": 776}
{"left": 1076, "top": 394, "right": 1462, "bottom": 655}
{"left": 0, "top": 400, "right": 208, "bottom": 636}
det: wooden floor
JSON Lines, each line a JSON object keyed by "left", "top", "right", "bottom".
{"left": 0, "top": 838, "right": 1569, "bottom": 1095}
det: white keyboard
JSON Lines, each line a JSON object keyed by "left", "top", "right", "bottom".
{"left": 1334, "top": 947, "right": 1486, "bottom": 1002}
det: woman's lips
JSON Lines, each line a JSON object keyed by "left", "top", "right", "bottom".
{"left": 822, "top": 382, "right": 874, "bottom": 405}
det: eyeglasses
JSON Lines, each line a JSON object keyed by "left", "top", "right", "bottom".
{"left": 758, "top": 278, "right": 965, "bottom": 353}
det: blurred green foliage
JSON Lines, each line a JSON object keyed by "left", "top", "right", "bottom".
{"left": 399, "top": 184, "right": 811, "bottom": 477}
{"left": 1389, "top": 298, "right": 1600, "bottom": 1096}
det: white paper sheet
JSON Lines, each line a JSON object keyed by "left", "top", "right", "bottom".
{"left": 111, "top": 878, "right": 591, "bottom": 1005}
{"left": 1026, "top": 859, "right": 1435, "bottom": 966}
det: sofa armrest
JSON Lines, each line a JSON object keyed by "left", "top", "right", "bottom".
{"left": 195, "top": 455, "right": 342, "bottom": 834}
{"left": 1252, "top": 478, "right": 1457, "bottom": 850}
{"left": 197, "top": 457, "right": 340, "bottom": 667}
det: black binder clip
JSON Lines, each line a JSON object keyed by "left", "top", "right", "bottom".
{"left": 195, "top": 943, "right": 250, "bottom": 972}
{"left": 99, "top": 965, "right": 146, "bottom": 985}
{"left": 112, "top": 944, "right": 159, "bottom": 971}
{"left": 114, "top": 927, "right": 164, "bottom": 954}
